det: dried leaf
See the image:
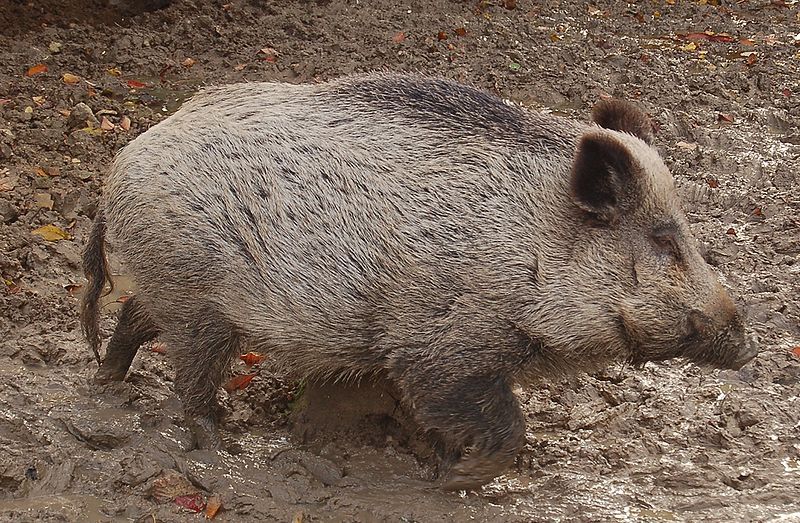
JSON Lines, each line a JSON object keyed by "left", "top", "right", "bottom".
{"left": 127, "top": 79, "right": 148, "bottom": 89}
{"left": 679, "top": 42, "right": 698, "bottom": 52}
{"left": 107, "top": 67, "right": 122, "bottom": 76}
{"left": 792, "top": 347, "right": 800, "bottom": 358}
{"left": 34, "top": 167, "right": 48, "bottom": 177}
{"left": 783, "top": 88, "right": 792, "bottom": 97}
{"left": 392, "top": 32, "right": 406, "bottom": 43}
{"left": 100, "top": 116, "right": 114, "bottom": 131}
{"left": 120, "top": 115, "right": 131, "bottom": 131}
{"left": 26, "top": 64, "right": 48, "bottom": 76}
{"left": 259, "top": 47, "right": 278, "bottom": 63}
{"left": 182, "top": 57, "right": 196, "bottom": 67}
{"left": 223, "top": 373, "right": 256, "bottom": 392}
{"left": 64, "top": 283, "right": 83, "bottom": 295}
{"left": 149, "top": 470, "right": 197, "bottom": 502}
{"left": 205, "top": 495, "right": 222, "bottom": 519}
{"left": 49, "top": 42, "right": 62, "bottom": 53}
{"left": 454, "top": 27, "right": 467, "bottom": 37}
{"left": 706, "top": 177, "right": 719, "bottom": 188}
{"left": 726, "top": 227, "right": 736, "bottom": 236}
{"left": 752, "top": 206, "right": 764, "bottom": 217}
{"left": 175, "top": 494, "right": 206, "bottom": 513}
{"left": 549, "top": 33, "right": 562, "bottom": 42}
{"left": 437, "top": 31, "right": 448, "bottom": 41}
{"left": 150, "top": 342, "right": 167, "bottom": 354}
{"left": 234, "top": 63, "right": 246, "bottom": 71}
{"left": 32, "top": 224, "right": 71, "bottom": 241}
{"left": 62, "top": 73, "right": 81, "bottom": 85}
{"left": 240, "top": 352, "right": 266, "bottom": 366}
{"left": 718, "top": 113, "right": 734, "bottom": 123}
{"left": 116, "top": 294, "right": 132, "bottom": 304}
{"left": 32, "top": 96, "right": 45, "bottom": 105}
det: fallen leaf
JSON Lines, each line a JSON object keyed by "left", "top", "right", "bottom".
{"left": 706, "top": 177, "right": 720, "bottom": 188}
{"left": 240, "top": 352, "right": 266, "bottom": 366}
{"left": 549, "top": 33, "right": 562, "bottom": 42}
{"left": 24, "top": 106, "right": 33, "bottom": 114}
{"left": 32, "top": 96, "right": 45, "bottom": 105}
{"left": 437, "top": 31, "right": 448, "bottom": 41}
{"left": 107, "top": 67, "right": 122, "bottom": 76}
{"left": 32, "top": 224, "right": 71, "bottom": 241}
{"left": 752, "top": 206, "right": 764, "bottom": 217}
{"left": 175, "top": 494, "right": 206, "bottom": 513}
{"left": 745, "top": 52, "right": 757, "bottom": 65}
{"left": 34, "top": 167, "right": 48, "bottom": 177}
{"left": 259, "top": 47, "right": 278, "bottom": 63}
{"left": 49, "top": 42, "right": 62, "bottom": 53}
{"left": 718, "top": 113, "right": 734, "bottom": 123}
{"left": 126, "top": 79, "right": 148, "bottom": 89}
{"left": 151, "top": 342, "right": 167, "bottom": 354}
{"left": 100, "top": 116, "right": 114, "bottom": 131}
{"left": 392, "top": 31, "right": 406, "bottom": 43}
{"left": 454, "top": 27, "right": 467, "bottom": 37}
{"left": 205, "top": 495, "right": 222, "bottom": 519}
{"left": 58, "top": 109, "right": 71, "bottom": 117}
{"left": 234, "top": 63, "right": 246, "bottom": 71}
{"left": 26, "top": 64, "right": 48, "bottom": 76}
{"left": 64, "top": 283, "right": 83, "bottom": 295}
{"left": 726, "top": 227, "right": 736, "bottom": 236}
{"left": 120, "top": 115, "right": 131, "bottom": 131}
{"left": 0, "top": 99, "right": 10, "bottom": 106}
{"left": 792, "top": 346, "right": 800, "bottom": 358}
{"left": 509, "top": 62, "right": 521, "bottom": 71}
{"left": 739, "top": 38, "right": 755, "bottom": 46}
{"left": 116, "top": 294, "right": 132, "bottom": 304}
{"left": 223, "top": 373, "right": 256, "bottom": 392}
{"left": 62, "top": 73, "right": 81, "bottom": 85}
{"left": 783, "top": 88, "right": 792, "bottom": 97}
{"left": 149, "top": 470, "right": 197, "bottom": 502}
{"left": 4, "top": 279, "right": 21, "bottom": 294}
{"left": 182, "top": 57, "right": 196, "bottom": 67}
{"left": 679, "top": 42, "right": 698, "bottom": 52}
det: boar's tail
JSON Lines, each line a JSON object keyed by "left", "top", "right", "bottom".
{"left": 81, "top": 208, "right": 114, "bottom": 366}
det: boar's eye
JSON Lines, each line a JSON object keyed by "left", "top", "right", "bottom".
{"left": 651, "top": 231, "right": 681, "bottom": 262}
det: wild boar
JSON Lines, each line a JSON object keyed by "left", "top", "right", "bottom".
{"left": 81, "top": 73, "right": 757, "bottom": 490}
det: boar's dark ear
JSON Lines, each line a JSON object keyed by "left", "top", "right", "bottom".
{"left": 592, "top": 99, "right": 655, "bottom": 145}
{"left": 570, "top": 131, "right": 640, "bottom": 224}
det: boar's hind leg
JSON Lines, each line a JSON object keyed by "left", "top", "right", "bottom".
{"left": 95, "top": 295, "right": 159, "bottom": 383}
{"left": 398, "top": 366, "right": 525, "bottom": 491}
{"left": 168, "top": 320, "right": 241, "bottom": 450}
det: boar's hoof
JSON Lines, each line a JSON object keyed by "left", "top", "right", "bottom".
{"left": 441, "top": 452, "right": 512, "bottom": 491}
{"left": 186, "top": 413, "right": 223, "bottom": 450}
{"left": 93, "top": 365, "right": 127, "bottom": 384}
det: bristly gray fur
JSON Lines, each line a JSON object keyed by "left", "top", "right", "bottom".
{"left": 82, "top": 72, "right": 755, "bottom": 490}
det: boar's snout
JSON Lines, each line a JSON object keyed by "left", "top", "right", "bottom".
{"left": 682, "top": 289, "right": 758, "bottom": 370}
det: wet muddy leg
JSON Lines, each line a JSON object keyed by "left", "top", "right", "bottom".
{"left": 95, "top": 295, "right": 160, "bottom": 383}
{"left": 169, "top": 320, "right": 240, "bottom": 450}
{"left": 397, "top": 364, "right": 525, "bottom": 491}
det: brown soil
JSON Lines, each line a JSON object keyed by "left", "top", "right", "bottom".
{"left": 1, "top": 0, "right": 799, "bottom": 521}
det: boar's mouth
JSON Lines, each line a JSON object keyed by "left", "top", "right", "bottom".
{"left": 618, "top": 313, "right": 758, "bottom": 371}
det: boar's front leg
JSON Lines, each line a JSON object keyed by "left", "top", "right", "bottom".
{"left": 166, "top": 319, "right": 241, "bottom": 450}
{"left": 396, "top": 360, "right": 526, "bottom": 491}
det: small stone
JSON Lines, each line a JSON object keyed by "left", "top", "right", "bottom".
{"left": 67, "top": 102, "right": 99, "bottom": 130}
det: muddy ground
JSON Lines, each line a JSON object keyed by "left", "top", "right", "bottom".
{"left": 1, "top": 0, "right": 799, "bottom": 521}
